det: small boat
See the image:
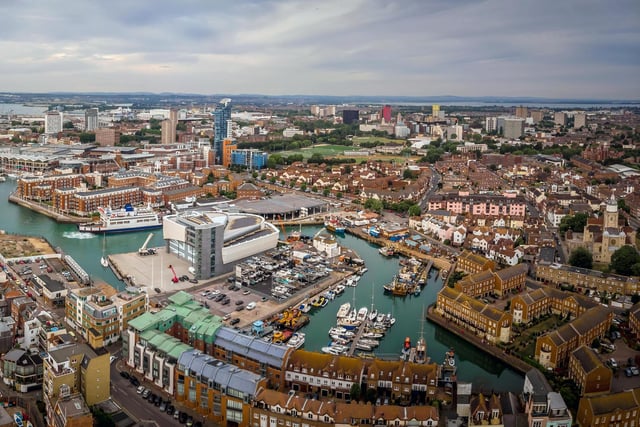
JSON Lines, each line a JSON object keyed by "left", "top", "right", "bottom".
{"left": 334, "top": 284, "right": 346, "bottom": 295}
{"left": 321, "top": 344, "right": 347, "bottom": 355}
{"left": 287, "top": 332, "right": 306, "bottom": 349}
{"left": 368, "top": 308, "right": 378, "bottom": 322}
{"left": 329, "top": 326, "right": 348, "bottom": 336}
{"left": 272, "top": 330, "right": 293, "bottom": 343}
{"left": 356, "top": 307, "right": 368, "bottom": 322}
{"left": 324, "top": 290, "right": 336, "bottom": 300}
{"left": 363, "top": 332, "right": 384, "bottom": 339}
{"left": 336, "top": 302, "right": 351, "bottom": 318}
{"left": 320, "top": 298, "right": 329, "bottom": 308}
{"left": 379, "top": 246, "right": 395, "bottom": 256}
{"left": 376, "top": 313, "right": 385, "bottom": 323}
{"left": 415, "top": 336, "right": 427, "bottom": 364}
{"left": 355, "top": 342, "right": 373, "bottom": 351}
{"left": 100, "top": 234, "right": 109, "bottom": 267}
{"left": 325, "top": 216, "right": 346, "bottom": 234}
{"left": 311, "top": 296, "right": 326, "bottom": 308}
{"left": 360, "top": 267, "right": 368, "bottom": 274}
{"left": 299, "top": 303, "right": 311, "bottom": 313}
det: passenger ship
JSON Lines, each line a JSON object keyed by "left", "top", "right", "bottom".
{"left": 78, "top": 204, "right": 162, "bottom": 233}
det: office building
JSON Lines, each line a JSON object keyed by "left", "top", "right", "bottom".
{"left": 45, "top": 111, "right": 64, "bottom": 135}
{"left": 161, "top": 119, "right": 174, "bottom": 144}
{"left": 94, "top": 128, "right": 120, "bottom": 146}
{"left": 222, "top": 138, "right": 237, "bottom": 168}
{"left": 381, "top": 105, "right": 392, "bottom": 122}
{"left": 574, "top": 113, "right": 587, "bottom": 129}
{"left": 163, "top": 211, "right": 279, "bottom": 279}
{"left": 531, "top": 110, "right": 545, "bottom": 123}
{"left": 554, "top": 112, "right": 567, "bottom": 126}
{"left": 515, "top": 106, "right": 528, "bottom": 119}
{"left": 230, "top": 148, "right": 268, "bottom": 170}
{"left": 503, "top": 117, "right": 525, "bottom": 139}
{"left": 342, "top": 109, "right": 359, "bottom": 124}
{"left": 213, "top": 98, "right": 232, "bottom": 164}
{"left": 432, "top": 104, "right": 440, "bottom": 118}
{"left": 84, "top": 108, "right": 98, "bottom": 132}
{"left": 485, "top": 117, "right": 497, "bottom": 133}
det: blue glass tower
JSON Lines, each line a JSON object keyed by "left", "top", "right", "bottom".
{"left": 212, "top": 98, "right": 232, "bottom": 164}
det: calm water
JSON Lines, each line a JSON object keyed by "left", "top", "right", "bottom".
{"left": 290, "top": 226, "right": 524, "bottom": 392}
{"left": 0, "top": 180, "right": 523, "bottom": 392}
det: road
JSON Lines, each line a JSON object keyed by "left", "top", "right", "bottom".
{"left": 110, "top": 365, "right": 182, "bottom": 426}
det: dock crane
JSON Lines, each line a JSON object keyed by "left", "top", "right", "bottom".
{"left": 138, "top": 233, "right": 156, "bottom": 256}
{"left": 168, "top": 264, "right": 179, "bottom": 283}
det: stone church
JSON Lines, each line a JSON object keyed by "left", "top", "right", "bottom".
{"left": 582, "top": 195, "right": 636, "bottom": 263}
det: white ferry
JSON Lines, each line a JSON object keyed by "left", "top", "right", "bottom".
{"left": 78, "top": 204, "right": 162, "bottom": 233}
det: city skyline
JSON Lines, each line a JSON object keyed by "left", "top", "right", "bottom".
{"left": 0, "top": 0, "right": 638, "bottom": 100}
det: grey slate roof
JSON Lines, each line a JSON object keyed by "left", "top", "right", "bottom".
{"left": 214, "top": 327, "right": 289, "bottom": 368}
{"left": 177, "top": 349, "right": 262, "bottom": 396}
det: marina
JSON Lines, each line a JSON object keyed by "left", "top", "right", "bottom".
{"left": 0, "top": 180, "right": 524, "bottom": 392}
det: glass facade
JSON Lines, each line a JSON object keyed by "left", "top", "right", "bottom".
{"left": 213, "top": 99, "right": 232, "bottom": 164}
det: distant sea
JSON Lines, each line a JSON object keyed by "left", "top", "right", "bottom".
{"left": 0, "top": 103, "right": 48, "bottom": 115}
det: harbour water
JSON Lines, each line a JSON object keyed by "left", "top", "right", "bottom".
{"left": 291, "top": 226, "right": 524, "bottom": 392}
{"left": 0, "top": 180, "right": 523, "bottom": 392}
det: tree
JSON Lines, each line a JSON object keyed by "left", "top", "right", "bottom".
{"left": 408, "top": 204, "right": 421, "bottom": 217}
{"left": 350, "top": 383, "right": 361, "bottom": 401}
{"left": 63, "top": 121, "right": 74, "bottom": 129}
{"left": 364, "top": 198, "right": 383, "bottom": 213}
{"left": 569, "top": 247, "right": 593, "bottom": 269}
{"left": 610, "top": 245, "right": 640, "bottom": 276}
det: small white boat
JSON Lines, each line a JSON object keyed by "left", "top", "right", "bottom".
{"left": 356, "top": 307, "right": 368, "bottom": 322}
{"left": 368, "top": 308, "right": 378, "bottom": 322}
{"left": 336, "top": 302, "right": 351, "bottom": 318}
{"left": 376, "top": 313, "right": 385, "bottom": 323}
{"left": 287, "top": 332, "right": 306, "bottom": 349}
{"left": 334, "top": 284, "right": 346, "bottom": 295}
{"left": 100, "top": 257, "right": 109, "bottom": 268}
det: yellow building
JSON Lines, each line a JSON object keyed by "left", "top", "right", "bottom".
{"left": 436, "top": 287, "right": 512, "bottom": 343}
{"left": 568, "top": 346, "right": 612, "bottom": 396}
{"left": 535, "top": 306, "right": 612, "bottom": 369}
{"left": 456, "top": 251, "right": 496, "bottom": 275}
{"left": 51, "top": 394, "right": 93, "bottom": 427}
{"left": 576, "top": 389, "right": 640, "bottom": 427}
{"left": 65, "top": 284, "right": 147, "bottom": 348}
{"left": 535, "top": 263, "right": 639, "bottom": 296}
{"left": 43, "top": 343, "right": 110, "bottom": 422}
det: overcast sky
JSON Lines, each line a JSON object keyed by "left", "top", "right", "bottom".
{"left": 1, "top": 0, "right": 638, "bottom": 99}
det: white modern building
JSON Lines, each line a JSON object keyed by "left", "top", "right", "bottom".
{"left": 44, "top": 111, "right": 63, "bottom": 135}
{"left": 163, "top": 211, "right": 279, "bottom": 279}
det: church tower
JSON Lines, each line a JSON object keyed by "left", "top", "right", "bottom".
{"left": 604, "top": 193, "right": 618, "bottom": 229}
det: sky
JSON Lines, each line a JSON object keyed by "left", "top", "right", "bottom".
{"left": 0, "top": 0, "right": 639, "bottom": 99}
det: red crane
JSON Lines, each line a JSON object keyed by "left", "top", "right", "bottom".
{"left": 168, "top": 264, "right": 179, "bottom": 283}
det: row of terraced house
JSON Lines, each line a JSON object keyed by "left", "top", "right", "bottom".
{"left": 123, "top": 291, "right": 449, "bottom": 426}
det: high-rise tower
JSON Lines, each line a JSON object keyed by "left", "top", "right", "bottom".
{"left": 213, "top": 99, "right": 232, "bottom": 164}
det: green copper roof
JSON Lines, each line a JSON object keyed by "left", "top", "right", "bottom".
{"left": 167, "top": 291, "right": 193, "bottom": 306}
{"left": 128, "top": 312, "right": 158, "bottom": 332}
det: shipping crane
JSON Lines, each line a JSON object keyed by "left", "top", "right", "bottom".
{"left": 168, "top": 265, "right": 179, "bottom": 283}
{"left": 138, "top": 233, "right": 156, "bottom": 256}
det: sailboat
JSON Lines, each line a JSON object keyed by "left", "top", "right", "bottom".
{"left": 100, "top": 234, "right": 109, "bottom": 267}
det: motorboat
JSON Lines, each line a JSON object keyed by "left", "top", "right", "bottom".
{"left": 368, "top": 308, "right": 378, "bottom": 322}
{"left": 336, "top": 302, "right": 351, "bottom": 319}
{"left": 287, "top": 332, "right": 306, "bottom": 349}
{"left": 356, "top": 307, "right": 368, "bottom": 322}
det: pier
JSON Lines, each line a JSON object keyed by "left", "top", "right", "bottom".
{"left": 346, "top": 318, "right": 368, "bottom": 357}
{"left": 345, "top": 227, "right": 452, "bottom": 272}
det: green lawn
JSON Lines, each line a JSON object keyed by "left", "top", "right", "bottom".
{"left": 278, "top": 144, "right": 353, "bottom": 158}
{"left": 510, "top": 315, "right": 569, "bottom": 359}
{"left": 352, "top": 136, "right": 401, "bottom": 145}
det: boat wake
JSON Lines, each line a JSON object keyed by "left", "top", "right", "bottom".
{"left": 62, "top": 231, "right": 97, "bottom": 240}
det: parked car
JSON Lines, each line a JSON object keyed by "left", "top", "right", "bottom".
{"left": 142, "top": 389, "right": 151, "bottom": 399}
{"left": 235, "top": 300, "right": 244, "bottom": 306}
{"left": 130, "top": 377, "right": 140, "bottom": 387}
{"left": 608, "top": 358, "right": 619, "bottom": 369}
{"left": 166, "top": 405, "right": 175, "bottom": 415}
{"left": 136, "top": 386, "right": 146, "bottom": 394}
{"left": 174, "top": 411, "right": 180, "bottom": 420}
{"left": 242, "top": 290, "right": 251, "bottom": 295}
{"left": 119, "top": 371, "right": 130, "bottom": 379}
{"left": 230, "top": 318, "right": 240, "bottom": 326}
{"left": 245, "top": 302, "right": 257, "bottom": 310}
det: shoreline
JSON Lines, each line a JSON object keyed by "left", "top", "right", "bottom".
{"left": 426, "top": 304, "right": 531, "bottom": 374}
{"left": 8, "top": 194, "right": 91, "bottom": 224}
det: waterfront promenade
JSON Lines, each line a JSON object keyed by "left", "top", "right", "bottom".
{"left": 426, "top": 304, "right": 532, "bottom": 374}
{"left": 8, "top": 193, "right": 90, "bottom": 224}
